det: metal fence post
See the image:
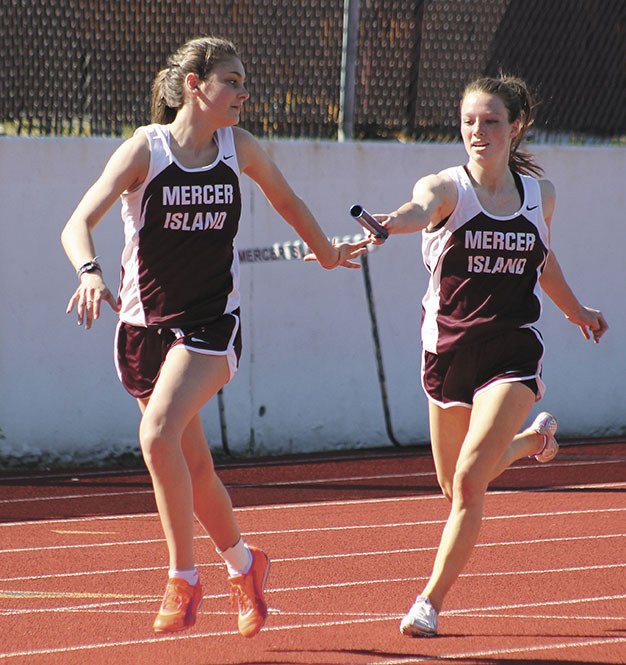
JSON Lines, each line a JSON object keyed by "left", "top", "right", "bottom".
{"left": 338, "top": 0, "right": 360, "bottom": 141}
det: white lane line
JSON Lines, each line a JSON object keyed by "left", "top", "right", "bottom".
{"left": 368, "top": 636, "right": 626, "bottom": 664}
{"left": 452, "top": 612, "right": 626, "bottom": 620}
{"left": 231, "top": 457, "right": 626, "bottom": 488}
{"left": 1, "top": 507, "right": 624, "bottom": 554}
{"left": 0, "top": 490, "right": 153, "bottom": 505}
{"left": 4, "top": 448, "right": 622, "bottom": 483}
{"left": 0, "top": 595, "right": 624, "bottom": 660}
{"left": 224, "top": 480, "right": 626, "bottom": 512}
{"left": 1, "top": 481, "right": 625, "bottom": 528}
{"left": 1, "top": 458, "right": 623, "bottom": 506}
{"left": 0, "top": 553, "right": 622, "bottom": 584}
{"left": 444, "top": 593, "right": 626, "bottom": 615}
{"left": 2, "top": 567, "right": 625, "bottom": 617}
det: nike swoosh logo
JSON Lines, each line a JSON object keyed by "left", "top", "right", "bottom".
{"left": 526, "top": 205, "right": 538, "bottom": 211}
{"left": 159, "top": 607, "right": 183, "bottom": 615}
{"left": 190, "top": 337, "right": 208, "bottom": 344}
{"left": 224, "top": 154, "right": 234, "bottom": 160}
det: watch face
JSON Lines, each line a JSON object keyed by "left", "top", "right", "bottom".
{"left": 78, "top": 261, "right": 101, "bottom": 276}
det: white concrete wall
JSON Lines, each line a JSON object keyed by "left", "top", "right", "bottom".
{"left": 1, "top": 137, "right": 624, "bottom": 464}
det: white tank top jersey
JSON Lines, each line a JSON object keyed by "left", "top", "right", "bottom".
{"left": 118, "top": 124, "right": 242, "bottom": 328}
{"left": 421, "top": 165, "right": 550, "bottom": 354}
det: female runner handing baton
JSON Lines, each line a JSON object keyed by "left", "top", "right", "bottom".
{"left": 366, "top": 75, "right": 607, "bottom": 637}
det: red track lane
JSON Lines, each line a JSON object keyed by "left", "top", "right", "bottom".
{"left": 0, "top": 442, "right": 625, "bottom": 664}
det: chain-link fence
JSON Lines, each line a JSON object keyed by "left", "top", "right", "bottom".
{"left": 1, "top": 0, "right": 624, "bottom": 141}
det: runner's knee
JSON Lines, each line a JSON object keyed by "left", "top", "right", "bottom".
{"left": 452, "top": 465, "right": 488, "bottom": 508}
{"left": 139, "top": 415, "right": 182, "bottom": 469}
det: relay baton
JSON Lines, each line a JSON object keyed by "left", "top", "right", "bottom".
{"left": 349, "top": 204, "right": 389, "bottom": 241}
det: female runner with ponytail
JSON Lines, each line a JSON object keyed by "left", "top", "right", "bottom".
{"left": 367, "top": 75, "right": 607, "bottom": 637}
{"left": 61, "top": 36, "right": 368, "bottom": 639}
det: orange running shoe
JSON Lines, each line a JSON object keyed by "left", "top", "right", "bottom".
{"left": 228, "top": 546, "right": 270, "bottom": 638}
{"left": 153, "top": 578, "right": 203, "bottom": 634}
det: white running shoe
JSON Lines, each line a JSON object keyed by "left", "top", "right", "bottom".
{"left": 530, "top": 411, "right": 559, "bottom": 463}
{"left": 400, "top": 595, "right": 438, "bottom": 637}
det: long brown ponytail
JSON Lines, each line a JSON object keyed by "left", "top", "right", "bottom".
{"left": 150, "top": 36, "right": 240, "bottom": 124}
{"left": 463, "top": 75, "right": 543, "bottom": 177}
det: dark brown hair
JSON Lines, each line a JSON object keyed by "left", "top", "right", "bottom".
{"left": 150, "top": 36, "right": 240, "bottom": 124}
{"left": 463, "top": 75, "right": 543, "bottom": 177}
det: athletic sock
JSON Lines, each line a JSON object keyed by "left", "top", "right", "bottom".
{"left": 168, "top": 568, "right": 199, "bottom": 586}
{"left": 216, "top": 537, "right": 253, "bottom": 577}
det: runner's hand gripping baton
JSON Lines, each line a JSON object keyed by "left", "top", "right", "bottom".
{"left": 349, "top": 204, "right": 389, "bottom": 241}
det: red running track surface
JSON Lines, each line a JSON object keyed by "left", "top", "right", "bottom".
{"left": 0, "top": 441, "right": 625, "bottom": 664}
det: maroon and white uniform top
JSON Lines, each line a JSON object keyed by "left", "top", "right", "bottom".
{"left": 421, "top": 165, "right": 550, "bottom": 354}
{"left": 118, "top": 124, "right": 242, "bottom": 328}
